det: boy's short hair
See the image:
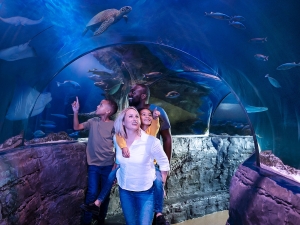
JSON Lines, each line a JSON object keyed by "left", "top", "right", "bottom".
{"left": 106, "top": 99, "right": 118, "bottom": 116}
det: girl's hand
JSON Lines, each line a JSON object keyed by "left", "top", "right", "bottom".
{"left": 153, "top": 107, "right": 160, "bottom": 119}
{"left": 122, "top": 147, "right": 130, "bottom": 158}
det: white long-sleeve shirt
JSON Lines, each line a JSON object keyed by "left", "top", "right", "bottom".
{"left": 115, "top": 131, "right": 170, "bottom": 191}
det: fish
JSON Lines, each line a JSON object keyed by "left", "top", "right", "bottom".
{"left": 254, "top": 54, "right": 268, "bottom": 61}
{"left": 265, "top": 74, "right": 281, "bottom": 88}
{"left": 204, "top": 12, "right": 231, "bottom": 20}
{"left": 231, "top": 15, "right": 245, "bottom": 21}
{"left": 276, "top": 62, "right": 300, "bottom": 70}
{"left": 0, "top": 16, "right": 44, "bottom": 26}
{"left": 94, "top": 81, "right": 107, "bottom": 88}
{"left": 0, "top": 41, "right": 36, "bottom": 61}
{"left": 143, "top": 72, "right": 164, "bottom": 79}
{"left": 40, "top": 124, "right": 56, "bottom": 128}
{"left": 33, "top": 130, "right": 45, "bottom": 138}
{"left": 51, "top": 114, "right": 68, "bottom": 118}
{"left": 165, "top": 91, "right": 180, "bottom": 98}
{"left": 229, "top": 21, "right": 246, "bottom": 29}
{"left": 57, "top": 80, "right": 81, "bottom": 89}
{"left": 94, "top": 77, "right": 123, "bottom": 89}
{"left": 68, "top": 131, "right": 79, "bottom": 137}
{"left": 40, "top": 120, "right": 56, "bottom": 125}
{"left": 249, "top": 37, "right": 267, "bottom": 43}
{"left": 88, "top": 75, "right": 108, "bottom": 82}
{"left": 6, "top": 82, "right": 52, "bottom": 120}
{"left": 244, "top": 105, "right": 268, "bottom": 113}
{"left": 88, "top": 69, "right": 112, "bottom": 78}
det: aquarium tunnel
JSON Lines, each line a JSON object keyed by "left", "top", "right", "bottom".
{"left": 1, "top": 1, "right": 300, "bottom": 175}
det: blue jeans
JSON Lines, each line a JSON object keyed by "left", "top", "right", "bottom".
{"left": 154, "top": 165, "right": 164, "bottom": 213}
{"left": 119, "top": 186, "right": 154, "bottom": 225}
{"left": 81, "top": 165, "right": 113, "bottom": 225}
{"left": 96, "top": 165, "right": 120, "bottom": 201}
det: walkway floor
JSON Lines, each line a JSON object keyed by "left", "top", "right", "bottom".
{"left": 105, "top": 210, "right": 228, "bottom": 225}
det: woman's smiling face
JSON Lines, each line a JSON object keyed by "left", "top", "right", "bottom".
{"left": 123, "top": 108, "right": 141, "bottom": 131}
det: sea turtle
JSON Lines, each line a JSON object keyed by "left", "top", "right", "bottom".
{"left": 82, "top": 6, "right": 132, "bottom": 36}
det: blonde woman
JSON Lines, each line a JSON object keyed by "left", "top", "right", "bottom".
{"left": 114, "top": 107, "right": 170, "bottom": 225}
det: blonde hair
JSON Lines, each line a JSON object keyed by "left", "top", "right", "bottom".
{"left": 114, "top": 106, "right": 141, "bottom": 139}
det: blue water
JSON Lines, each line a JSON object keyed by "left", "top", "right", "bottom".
{"left": 1, "top": 0, "right": 300, "bottom": 168}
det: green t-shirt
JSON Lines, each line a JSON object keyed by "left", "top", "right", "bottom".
{"left": 82, "top": 117, "right": 115, "bottom": 166}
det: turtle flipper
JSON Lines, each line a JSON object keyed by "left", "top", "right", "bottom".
{"left": 123, "top": 15, "right": 128, "bottom": 23}
{"left": 94, "top": 17, "right": 114, "bottom": 36}
{"left": 82, "top": 28, "right": 89, "bottom": 36}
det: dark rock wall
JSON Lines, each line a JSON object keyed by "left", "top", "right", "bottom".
{"left": 227, "top": 161, "right": 300, "bottom": 225}
{"left": 0, "top": 135, "right": 254, "bottom": 224}
{"left": 0, "top": 142, "right": 87, "bottom": 225}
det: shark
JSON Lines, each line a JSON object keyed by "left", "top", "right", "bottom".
{"left": 0, "top": 16, "right": 44, "bottom": 26}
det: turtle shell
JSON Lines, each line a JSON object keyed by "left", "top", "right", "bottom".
{"left": 85, "top": 9, "right": 119, "bottom": 28}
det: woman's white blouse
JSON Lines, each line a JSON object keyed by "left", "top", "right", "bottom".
{"left": 115, "top": 131, "right": 170, "bottom": 191}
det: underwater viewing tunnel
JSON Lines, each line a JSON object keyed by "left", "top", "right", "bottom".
{"left": 1, "top": 0, "right": 300, "bottom": 224}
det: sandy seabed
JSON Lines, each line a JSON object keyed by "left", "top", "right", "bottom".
{"left": 173, "top": 210, "right": 228, "bottom": 225}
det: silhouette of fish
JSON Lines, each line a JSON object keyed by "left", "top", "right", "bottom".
{"left": 40, "top": 124, "right": 56, "bottom": 128}
{"left": 229, "top": 21, "right": 246, "bottom": 29}
{"left": 0, "top": 25, "right": 52, "bottom": 61}
{"left": 51, "top": 114, "right": 68, "bottom": 118}
{"left": 88, "top": 69, "right": 112, "bottom": 78}
{"left": 143, "top": 72, "right": 164, "bottom": 79}
{"left": 165, "top": 91, "right": 180, "bottom": 98}
{"left": 254, "top": 54, "right": 268, "bottom": 61}
{"left": 88, "top": 75, "right": 107, "bottom": 82}
{"left": 33, "top": 130, "right": 45, "bottom": 138}
{"left": 0, "top": 16, "right": 44, "bottom": 26}
{"left": 277, "top": 62, "right": 300, "bottom": 70}
{"left": 244, "top": 105, "right": 268, "bottom": 113}
{"left": 265, "top": 74, "right": 281, "bottom": 88}
{"left": 57, "top": 80, "right": 81, "bottom": 89}
{"left": 68, "top": 131, "right": 79, "bottom": 137}
{"left": 40, "top": 120, "right": 56, "bottom": 125}
{"left": 205, "top": 12, "right": 231, "bottom": 20}
{"left": 231, "top": 15, "right": 245, "bottom": 21}
{"left": 249, "top": 37, "right": 267, "bottom": 43}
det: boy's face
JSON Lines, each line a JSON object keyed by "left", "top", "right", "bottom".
{"left": 139, "top": 109, "right": 152, "bottom": 126}
{"left": 96, "top": 100, "right": 111, "bottom": 116}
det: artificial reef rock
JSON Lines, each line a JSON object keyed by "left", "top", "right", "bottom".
{"left": 0, "top": 135, "right": 254, "bottom": 224}
{"left": 226, "top": 153, "right": 300, "bottom": 225}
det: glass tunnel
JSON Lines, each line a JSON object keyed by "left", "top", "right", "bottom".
{"left": 1, "top": 0, "right": 300, "bottom": 171}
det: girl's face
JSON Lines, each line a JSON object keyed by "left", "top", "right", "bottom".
{"left": 123, "top": 109, "right": 141, "bottom": 131}
{"left": 139, "top": 109, "right": 152, "bottom": 126}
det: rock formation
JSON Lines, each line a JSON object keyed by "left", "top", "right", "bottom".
{"left": 226, "top": 153, "right": 300, "bottom": 225}
{"left": 0, "top": 135, "right": 254, "bottom": 224}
